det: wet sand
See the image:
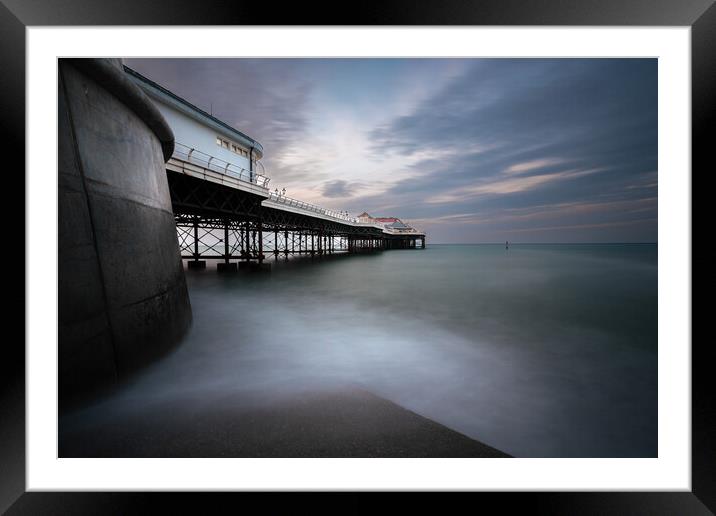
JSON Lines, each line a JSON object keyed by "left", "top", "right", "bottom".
{"left": 59, "top": 389, "right": 509, "bottom": 458}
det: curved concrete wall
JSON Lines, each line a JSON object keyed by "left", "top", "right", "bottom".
{"left": 58, "top": 58, "right": 192, "bottom": 409}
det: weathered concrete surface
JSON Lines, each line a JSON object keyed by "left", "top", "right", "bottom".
{"left": 58, "top": 59, "right": 191, "bottom": 409}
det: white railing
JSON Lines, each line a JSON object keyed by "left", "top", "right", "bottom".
{"left": 381, "top": 224, "right": 422, "bottom": 235}
{"left": 266, "top": 191, "right": 359, "bottom": 223}
{"left": 172, "top": 142, "right": 270, "bottom": 188}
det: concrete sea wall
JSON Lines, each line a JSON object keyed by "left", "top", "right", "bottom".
{"left": 58, "top": 58, "right": 192, "bottom": 409}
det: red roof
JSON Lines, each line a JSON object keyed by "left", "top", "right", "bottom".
{"left": 373, "top": 217, "right": 400, "bottom": 223}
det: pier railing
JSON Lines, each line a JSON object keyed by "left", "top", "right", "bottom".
{"left": 382, "top": 226, "right": 421, "bottom": 235}
{"left": 266, "top": 191, "right": 359, "bottom": 223}
{"left": 172, "top": 142, "right": 271, "bottom": 188}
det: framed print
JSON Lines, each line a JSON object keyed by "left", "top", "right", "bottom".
{"left": 3, "top": 0, "right": 712, "bottom": 513}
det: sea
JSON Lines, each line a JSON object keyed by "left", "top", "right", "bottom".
{"left": 63, "top": 243, "right": 658, "bottom": 458}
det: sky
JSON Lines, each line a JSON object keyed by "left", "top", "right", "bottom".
{"left": 125, "top": 58, "right": 657, "bottom": 243}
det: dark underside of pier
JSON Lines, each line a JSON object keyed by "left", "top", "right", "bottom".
{"left": 59, "top": 389, "right": 508, "bottom": 458}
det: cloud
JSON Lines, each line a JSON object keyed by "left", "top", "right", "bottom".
{"left": 363, "top": 59, "right": 657, "bottom": 241}
{"left": 321, "top": 180, "right": 363, "bottom": 198}
{"left": 504, "top": 158, "right": 567, "bottom": 175}
{"left": 127, "top": 58, "right": 658, "bottom": 243}
{"left": 502, "top": 217, "right": 657, "bottom": 234}
{"left": 426, "top": 167, "right": 605, "bottom": 204}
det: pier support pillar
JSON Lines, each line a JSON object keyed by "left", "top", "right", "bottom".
{"left": 223, "top": 218, "right": 230, "bottom": 266}
{"left": 193, "top": 217, "right": 200, "bottom": 261}
{"left": 243, "top": 220, "right": 250, "bottom": 264}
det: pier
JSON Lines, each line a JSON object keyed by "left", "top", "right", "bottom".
{"left": 127, "top": 66, "right": 426, "bottom": 273}
{"left": 58, "top": 58, "right": 426, "bottom": 403}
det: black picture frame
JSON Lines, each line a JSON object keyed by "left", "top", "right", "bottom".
{"left": 2, "top": 1, "right": 711, "bottom": 513}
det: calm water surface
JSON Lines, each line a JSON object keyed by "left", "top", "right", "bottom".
{"left": 64, "top": 244, "right": 658, "bottom": 457}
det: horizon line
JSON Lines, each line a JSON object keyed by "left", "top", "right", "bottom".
{"left": 426, "top": 242, "right": 658, "bottom": 245}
